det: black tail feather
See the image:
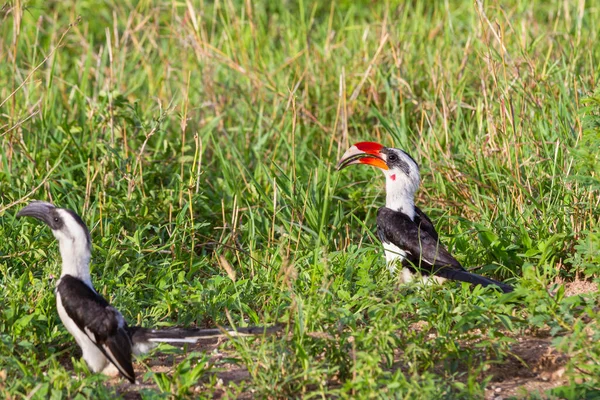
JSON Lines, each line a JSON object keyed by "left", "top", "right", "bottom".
{"left": 435, "top": 269, "right": 514, "bottom": 293}
{"left": 129, "top": 325, "right": 281, "bottom": 347}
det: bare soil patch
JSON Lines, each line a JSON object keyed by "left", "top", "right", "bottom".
{"left": 484, "top": 335, "right": 567, "bottom": 399}
{"left": 484, "top": 279, "right": 598, "bottom": 399}
{"left": 98, "top": 281, "right": 598, "bottom": 397}
{"left": 114, "top": 338, "right": 252, "bottom": 399}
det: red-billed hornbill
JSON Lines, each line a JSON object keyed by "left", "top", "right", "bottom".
{"left": 17, "top": 201, "right": 278, "bottom": 383}
{"left": 337, "top": 142, "right": 513, "bottom": 293}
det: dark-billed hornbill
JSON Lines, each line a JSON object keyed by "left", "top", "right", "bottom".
{"left": 17, "top": 201, "right": 278, "bottom": 383}
{"left": 337, "top": 142, "right": 513, "bottom": 293}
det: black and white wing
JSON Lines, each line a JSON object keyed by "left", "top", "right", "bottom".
{"left": 377, "top": 207, "right": 513, "bottom": 292}
{"left": 377, "top": 207, "right": 464, "bottom": 273}
{"left": 57, "top": 275, "right": 136, "bottom": 382}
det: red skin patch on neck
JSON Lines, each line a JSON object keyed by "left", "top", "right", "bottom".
{"left": 391, "top": 174, "right": 396, "bottom": 181}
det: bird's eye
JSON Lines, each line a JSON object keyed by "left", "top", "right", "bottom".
{"left": 388, "top": 154, "right": 398, "bottom": 162}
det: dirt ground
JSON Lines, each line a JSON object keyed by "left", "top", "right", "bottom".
{"left": 110, "top": 280, "right": 596, "bottom": 398}
{"left": 483, "top": 280, "right": 597, "bottom": 400}
{"left": 113, "top": 334, "right": 568, "bottom": 399}
{"left": 483, "top": 334, "right": 567, "bottom": 399}
{"left": 113, "top": 338, "right": 252, "bottom": 399}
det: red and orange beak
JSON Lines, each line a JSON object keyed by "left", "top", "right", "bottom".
{"left": 336, "top": 142, "right": 389, "bottom": 171}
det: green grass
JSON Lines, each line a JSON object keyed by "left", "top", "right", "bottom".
{"left": 1, "top": 0, "right": 600, "bottom": 398}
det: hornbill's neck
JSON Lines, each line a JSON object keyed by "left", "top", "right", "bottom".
{"left": 385, "top": 175, "right": 417, "bottom": 219}
{"left": 17, "top": 201, "right": 93, "bottom": 287}
{"left": 57, "top": 227, "right": 92, "bottom": 286}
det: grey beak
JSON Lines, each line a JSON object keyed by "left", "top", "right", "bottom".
{"left": 17, "top": 201, "right": 58, "bottom": 227}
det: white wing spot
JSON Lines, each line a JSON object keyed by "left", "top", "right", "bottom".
{"left": 102, "top": 343, "right": 134, "bottom": 381}
{"left": 84, "top": 327, "right": 97, "bottom": 343}
{"left": 382, "top": 242, "right": 406, "bottom": 273}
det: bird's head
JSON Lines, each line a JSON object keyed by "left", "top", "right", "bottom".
{"left": 18, "top": 201, "right": 92, "bottom": 280}
{"left": 336, "top": 142, "right": 421, "bottom": 213}
{"left": 17, "top": 201, "right": 91, "bottom": 244}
